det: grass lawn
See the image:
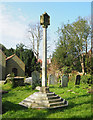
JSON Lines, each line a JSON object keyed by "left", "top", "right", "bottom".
{"left": 1, "top": 81, "right": 92, "bottom": 119}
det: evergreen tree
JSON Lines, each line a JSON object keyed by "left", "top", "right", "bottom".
{"left": 53, "top": 17, "right": 90, "bottom": 73}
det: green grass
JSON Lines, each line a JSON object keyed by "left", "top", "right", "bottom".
{"left": 1, "top": 81, "right": 92, "bottom": 119}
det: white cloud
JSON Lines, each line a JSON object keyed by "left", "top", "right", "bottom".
{"left": 18, "top": 8, "right": 22, "bottom": 12}
{"left": 0, "top": 4, "right": 28, "bottom": 49}
{"left": 18, "top": 15, "right": 26, "bottom": 22}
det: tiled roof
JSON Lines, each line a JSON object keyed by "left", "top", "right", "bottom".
{"left": 37, "top": 58, "right": 51, "bottom": 64}
{"left": 6, "top": 54, "right": 15, "bottom": 60}
{"left": 6, "top": 54, "right": 25, "bottom": 65}
{"left": 38, "top": 59, "right": 42, "bottom": 64}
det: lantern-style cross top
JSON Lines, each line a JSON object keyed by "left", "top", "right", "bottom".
{"left": 40, "top": 12, "right": 50, "bottom": 28}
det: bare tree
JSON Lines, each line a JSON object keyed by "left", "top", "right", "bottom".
{"left": 28, "top": 24, "right": 35, "bottom": 53}
{"left": 28, "top": 23, "right": 43, "bottom": 59}
{"left": 34, "top": 23, "right": 43, "bottom": 59}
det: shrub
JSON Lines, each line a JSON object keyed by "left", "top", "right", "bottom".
{"left": 6, "top": 77, "right": 14, "bottom": 87}
{"left": 81, "top": 74, "right": 91, "bottom": 84}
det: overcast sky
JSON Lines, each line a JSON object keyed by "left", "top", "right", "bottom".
{"left": 0, "top": 1, "right": 91, "bottom": 58}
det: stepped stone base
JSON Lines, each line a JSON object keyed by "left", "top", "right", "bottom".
{"left": 19, "top": 87, "right": 68, "bottom": 109}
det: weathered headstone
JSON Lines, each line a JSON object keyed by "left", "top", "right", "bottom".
{"left": 75, "top": 75, "right": 81, "bottom": 85}
{"left": 61, "top": 75, "right": 68, "bottom": 87}
{"left": 48, "top": 74, "right": 51, "bottom": 85}
{"left": 48, "top": 74, "right": 57, "bottom": 85}
{"left": 25, "top": 77, "right": 32, "bottom": 85}
{"left": 32, "top": 71, "right": 40, "bottom": 90}
{"left": 87, "top": 78, "right": 90, "bottom": 84}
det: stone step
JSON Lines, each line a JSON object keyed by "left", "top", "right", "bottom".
{"left": 19, "top": 91, "right": 68, "bottom": 109}
{"left": 48, "top": 95, "right": 60, "bottom": 99}
{"left": 49, "top": 103, "right": 68, "bottom": 109}
{"left": 46, "top": 92, "right": 55, "bottom": 96}
{"left": 48, "top": 98, "right": 62, "bottom": 103}
{"left": 49, "top": 100, "right": 66, "bottom": 107}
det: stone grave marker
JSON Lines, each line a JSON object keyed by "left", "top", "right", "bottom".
{"left": 61, "top": 75, "right": 68, "bottom": 87}
{"left": 48, "top": 74, "right": 51, "bottom": 85}
{"left": 25, "top": 77, "right": 32, "bottom": 85}
{"left": 48, "top": 74, "right": 57, "bottom": 85}
{"left": 75, "top": 75, "right": 81, "bottom": 85}
{"left": 32, "top": 71, "right": 40, "bottom": 90}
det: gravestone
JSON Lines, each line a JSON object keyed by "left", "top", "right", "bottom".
{"left": 61, "top": 75, "right": 68, "bottom": 87}
{"left": 48, "top": 74, "right": 57, "bottom": 85}
{"left": 32, "top": 71, "right": 40, "bottom": 90}
{"left": 48, "top": 74, "right": 51, "bottom": 85}
{"left": 75, "top": 75, "right": 81, "bottom": 85}
{"left": 25, "top": 77, "right": 32, "bottom": 85}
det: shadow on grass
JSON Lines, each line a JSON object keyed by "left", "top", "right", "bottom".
{"left": 2, "top": 101, "right": 27, "bottom": 114}
{"left": 2, "top": 92, "right": 17, "bottom": 98}
{"left": 2, "top": 100, "right": 92, "bottom": 119}
{"left": 75, "top": 86, "right": 80, "bottom": 88}
{"left": 66, "top": 93, "right": 90, "bottom": 100}
{"left": 45, "top": 100, "right": 92, "bottom": 119}
{"left": 49, "top": 86, "right": 55, "bottom": 88}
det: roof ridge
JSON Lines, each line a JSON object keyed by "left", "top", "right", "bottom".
{"left": 6, "top": 54, "right": 15, "bottom": 60}
{"left": 6, "top": 54, "right": 25, "bottom": 65}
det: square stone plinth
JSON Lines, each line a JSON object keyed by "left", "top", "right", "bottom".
{"left": 40, "top": 87, "right": 49, "bottom": 93}
{"left": 19, "top": 91, "right": 68, "bottom": 109}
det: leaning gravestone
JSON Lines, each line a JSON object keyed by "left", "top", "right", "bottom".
{"left": 48, "top": 74, "right": 57, "bottom": 85}
{"left": 32, "top": 71, "right": 40, "bottom": 90}
{"left": 61, "top": 75, "right": 68, "bottom": 87}
{"left": 75, "top": 75, "right": 81, "bottom": 85}
{"left": 25, "top": 77, "right": 32, "bottom": 85}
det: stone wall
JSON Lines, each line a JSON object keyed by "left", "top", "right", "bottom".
{"left": 6, "top": 55, "right": 25, "bottom": 77}
{"left": 0, "top": 50, "right": 6, "bottom": 80}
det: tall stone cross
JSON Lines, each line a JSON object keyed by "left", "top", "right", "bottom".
{"left": 40, "top": 12, "right": 50, "bottom": 88}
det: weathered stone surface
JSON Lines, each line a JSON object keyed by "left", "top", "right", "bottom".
{"left": 40, "top": 12, "right": 50, "bottom": 28}
{"left": 6, "top": 77, "right": 24, "bottom": 87}
{"left": 36, "top": 86, "right": 41, "bottom": 91}
{"left": 40, "top": 87, "right": 49, "bottom": 93}
{"left": 61, "top": 75, "right": 68, "bottom": 87}
{"left": 48, "top": 74, "right": 57, "bottom": 85}
{"left": 25, "top": 77, "right": 32, "bottom": 85}
{"left": 19, "top": 12, "right": 68, "bottom": 109}
{"left": 0, "top": 50, "right": 6, "bottom": 80}
{"left": 75, "top": 75, "right": 81, "bottom": 85}
{"left": 6, "top": 54, "right": 25, "bottom": 77}
{"left": 42, "top": 27, "right": 47, "bottom": 87}
{"left": 32, "top": 71, "right": 40, "bottom": 89}
{"left": 19, "top": 91, "right": 68, "bottom": 109}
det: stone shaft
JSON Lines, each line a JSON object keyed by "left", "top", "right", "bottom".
{"left": 42, "top": 27, "right": 47, "bottom": 87}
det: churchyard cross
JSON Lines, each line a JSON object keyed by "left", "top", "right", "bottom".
{"left": 40, "top": 12, "right": 50, "bottom": 87}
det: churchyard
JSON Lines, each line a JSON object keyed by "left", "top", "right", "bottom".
{"left": 0, "top": 6, "right": 93, "bottom": 119}
{"left": 1, "top": 74, "right": 92, "bottom": 119}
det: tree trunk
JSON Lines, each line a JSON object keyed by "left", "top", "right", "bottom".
{"left": 33, "top": 37, "right": 35, "bottom": 53}
{"left": 80, "top": 54, "right": 84, "bottom": 74}
{"left": 37, "top": 38, "right": 39, "bottom": 60}
{"left": 37, "top": 26, "right": 40, "bottom": 60}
